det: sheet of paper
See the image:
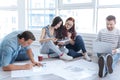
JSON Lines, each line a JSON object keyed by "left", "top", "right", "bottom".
{"left": 26, "top": 74, "right": 66, "bottom": 80}
{"left": 57, "top": 39, "right": 69, "bottom": 43}
{"left": 54, "top": 59, "right": 98, "bottom": 80}
{"left": 0, "top": 68, "right": 10, "bottom": 79}
{"left": 11, "top": 60, "right": 66, "bottom": 78}
{"left": 33, "top": 60, "right": 66, "bottom": 74}
{"left": 11, "top": 59, "right": 98, "bottom": 79}
{"left": 11, "top": 69, "right": 33, "bottom": 78}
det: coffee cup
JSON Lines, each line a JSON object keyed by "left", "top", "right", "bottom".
{"left": 38, "top": 55, "right": 43, "bottom": 61}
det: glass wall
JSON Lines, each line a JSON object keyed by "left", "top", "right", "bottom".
{"left": 26, "top": 0, "right": 120, "bottom": 33}
{"left": 1, "top": 0, "right": 120, "bottom": 39}
{"left": 27, "top": 0, "right": 56, "bottom": 30}
{"left": 60, "top": 9, "right": 93, "bottom": 33}
{"left": 0, "top": 0, "right": 18, "bottom": 39}
{"left": 97, "top": 0, "right": 120, "bottom": 32}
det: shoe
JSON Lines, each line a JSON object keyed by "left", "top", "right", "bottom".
{"left": 98, "top": 56, "right": 107, "bottom": 78}
{"left": 84, "top": 53, "right": 92, "bottom": 62}
{"left": 60, "top": 53, "right": 73, "bottom": 61}
{"left": 106, "top": 54, "right": 113, "bottom": 74}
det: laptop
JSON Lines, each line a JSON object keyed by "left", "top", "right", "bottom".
{"left": 93, "top": 41, "right": 112, "bottom": 54}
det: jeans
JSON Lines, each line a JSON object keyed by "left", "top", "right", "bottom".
{"left": 15, "top": 47, "right": 30, "bottom": 61}
{"left": 68, "top": 49, "right": 83, "bottom": 58}
{"left": 66, "top": 35, "right": 86, "bottom": 58}
{"left": 112, "top": 53, "right": 120, "bottom": 69}
{"left": 40, "top": 40, "right": 68, "bottom": 58}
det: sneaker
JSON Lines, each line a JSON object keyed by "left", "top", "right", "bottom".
{"left": 84, "top": 53, "right": 92, "bottom": 62}
{"left": 106, "top": 54, "right": 113, "bottom": 74}
{"left": 60, "top": 53, "right": 73, "bottom": 61}
{"left": 98, "top": 56, "right": 107, "bottom": 78}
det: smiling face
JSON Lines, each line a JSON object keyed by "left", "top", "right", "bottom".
{"left": 106, "top": 15, "right": 116, "bottom": 31}
{"left": 106, "top": 20, "right": 116, "bottom": 31}
{"left": 65, "top": 20, "right": 74, "bottom": 30}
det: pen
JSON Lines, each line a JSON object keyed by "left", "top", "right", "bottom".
{"left": 41, "top": 63, "right": 46, "bottom": 67}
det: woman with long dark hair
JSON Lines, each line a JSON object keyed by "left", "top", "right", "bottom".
{"left": 39, "top": 16, "right": 73, "bottom": 61}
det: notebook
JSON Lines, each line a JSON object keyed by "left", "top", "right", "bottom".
{"left": 93, "top": 41, "right": 112, "bottom": 54}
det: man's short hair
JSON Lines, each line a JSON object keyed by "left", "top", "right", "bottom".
{"left": 106, "top": 15, "right": 116, "bottom": 22}
{"left": 17, "top": 31, "right": 35, "bottom": 41}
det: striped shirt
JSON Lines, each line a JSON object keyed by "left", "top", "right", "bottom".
{"left": 96, "top": 28, "right": 120, "bottom": 53}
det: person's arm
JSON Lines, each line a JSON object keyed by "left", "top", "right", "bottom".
{"left": 69, "top": 38, "right": 75, "bottom": 45}
{"left": 1, "top": 45, "right": 33, "bottom": 71}
{"left": 112, "top": 34, "right": 120, "bottom": 54}
{"left": 67, "top": 32, "right": 75, "bottom": 45}
{"left": 39, "top": 28, "right": 54, "bottom": 43}
{"left": 26, "top": 48, "right": 42, "bottom": 66}
{"left": 2, "top": 63, "right": 33, "bottom": 71}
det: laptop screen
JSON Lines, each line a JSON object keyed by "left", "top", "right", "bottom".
{"left": 93, "top": 41, "right": 112, "bottom": 54}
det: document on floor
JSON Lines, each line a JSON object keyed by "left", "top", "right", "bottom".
{"left": 0, "top": 68, "right": 10, "bottom": 79}
{"left": 11, "top": 60, "right": 66, "bottom": 78}
{"left": 32, "top": 60, "right": 66, "bottom": 72}
{"left": 35, "top": 74, "right": 66, "bottom": 80}
{"left": 55, "top": 59, "right": 98, "bottom": 80}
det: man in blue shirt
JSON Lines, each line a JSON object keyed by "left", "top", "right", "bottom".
{"left": 0, "top": 31, "right": 41, "bottom": 71}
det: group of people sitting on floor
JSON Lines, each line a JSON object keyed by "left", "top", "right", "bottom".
{"left": 0, "top": 15, "right": 120, "bottom": 78}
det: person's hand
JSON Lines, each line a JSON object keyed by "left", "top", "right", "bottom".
{"left": 112, "top": 49, "right": 117, "bottom": 54}
{"left": 67, "top": 32, "right": 72, "bottom": 39}
{"left": 57, "top": 42, "right": 65, "bottom": 46}
{"left": 51, "top": 38, "right": 58, "bottom": 42}
{"left": 33, "top": 62, "right": 43, "bottom": 67}
{"left": 23, "top": 63, "right": 33, "bottom": 70}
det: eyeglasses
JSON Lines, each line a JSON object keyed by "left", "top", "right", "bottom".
{"left": 66, "top": 22, "right": 73, "bottom": 27}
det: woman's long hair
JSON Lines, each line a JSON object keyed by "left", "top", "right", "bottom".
{"left": 62, "top": 17, "right": 76, "bottom": 39}
{"left": 51, "top": 16, "right": 64, "bottom": 39}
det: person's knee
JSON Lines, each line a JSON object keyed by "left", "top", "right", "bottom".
{"left": 76, "top": 35, "right": 82, "bottom": 41}
{"left": 75, "top": 35, "right": 84, "bottom": 45}
{"left": 97, "top": 53, "right": 102, "bottom": 58}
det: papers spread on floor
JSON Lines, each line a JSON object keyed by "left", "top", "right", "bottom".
{"left": 11, "top": 59, "right": 98, "bottom": 80}
{"left": 11, "top": 60, "right": 65, "bottom": 78}
{"left": 55, "top": 59, "right": 98, "bottom": 80}
{"left": 0, "top": 68, "right": 10, "bottom": 79}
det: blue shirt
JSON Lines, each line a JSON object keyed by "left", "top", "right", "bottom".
{"left": 0, "top": 31, "right": 30, "bottom": 67}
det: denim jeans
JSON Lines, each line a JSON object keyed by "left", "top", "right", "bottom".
{"left": 112, "top": 53, "right": 120, "bottom": 69}
{"left": 67, "top": 49, "right": 83, "bottom": 58}
{"left": 15, "top": 47, "right": 30, "bottom": 61}
{"left": 40, "top": 40, "right": 68, "bottom": 58}
{"left": 66, "top": 35, "right": 86, "bottom": 58}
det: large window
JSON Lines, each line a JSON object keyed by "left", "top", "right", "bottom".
{"left": 60, "top": 9, "right": 93, "bottom": 33}
{"left": 62, "top": 0, "right": 92, "bottom": 4}
{"left": 97, "top": 0, "right": 120, "bottom": 33}
{"left": 26, "top": 0, "right": 120, "bottom": 34}
{"left": 59, "top": 0, "right": 95, "bottom": 33}
{"left": 0, "top": 0, "right": 18, "bottom": 39}
{"left": 97, "top": 8, "right": 120, "bottom": 32}
{"left": 99, "top": 0, "right": 120, "bottom": 5}
{"left": 27, "top": 0, "right": 56, "bottom": 30}
{"left": 27, "top": 0, "right": 95, "bottom": 33}
{"left": 1, "top": 0, "right": 120, "bottom": 38}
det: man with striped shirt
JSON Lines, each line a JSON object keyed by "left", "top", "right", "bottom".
{"left": 96, "top": 15, "right": 120, "bottom": 78}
